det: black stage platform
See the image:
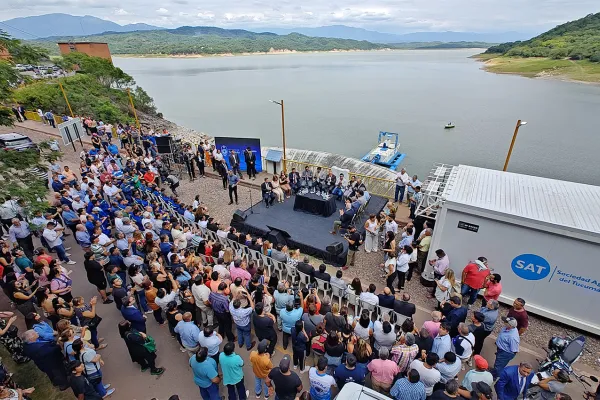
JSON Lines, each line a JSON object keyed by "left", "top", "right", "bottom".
{"left": 230, "top": 195, "right": 388, "bottom": 267}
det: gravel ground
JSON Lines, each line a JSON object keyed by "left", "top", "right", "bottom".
{"left": 3, "top": 123, "right": 599, "bottom": 371}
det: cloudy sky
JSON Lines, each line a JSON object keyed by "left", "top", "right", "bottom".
{"left": 3, "top": 0, "right": 599, "bottom": 33}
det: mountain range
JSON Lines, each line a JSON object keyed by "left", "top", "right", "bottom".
{"left": 0, "top": 13, "right": 161, "bottom": 39}
{"left": 1, "top": 13, "right": 529, "bottom": 43}
{"left": 251, "top": 25, "right": 530, "bottom": 44}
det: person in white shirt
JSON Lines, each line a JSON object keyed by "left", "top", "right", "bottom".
{"left": 395, "top": 168, "right": 410, "bottom": 204}
{"left": 71, "top": 195, "right": 85, "bottom": 212}
{"left": 118, "top": 218, "right": 136, "bottom": 239}
{"left": 453, "top": 323, "right": 475, "bottom": 366}
{"left": 43, "top": 221, "right": 76, "bottom": 264}
{"left": 410, "top": 353, "right": 441, "bottom": 396}
{"left": 384, "top": 215, "right": 398, "bottom": 236}
{"left": 359, "top": 284, "right": 379, "bottom": 306}
{"left": 395, "top": 245, "right": 412, "bottom": 291}
{"left": 102, "top": 181, "right": 120, "bottom": 200}
{"left": 191, "top": 276, "right": 213, "bottom": 326}
{"left": 155, "top": 286, "right": 181, "bottom": 311}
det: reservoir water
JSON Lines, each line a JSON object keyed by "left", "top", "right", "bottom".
{"left": 114, "top": 50, "right": 600, "bottom": 186}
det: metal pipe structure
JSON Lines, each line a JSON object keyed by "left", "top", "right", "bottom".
{"left": 503, "top": 119, "right": 527, "bottom": 171}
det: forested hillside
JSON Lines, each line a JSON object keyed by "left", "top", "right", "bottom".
{"left": 485, "top": 12, "right": 600, "bottom": 62}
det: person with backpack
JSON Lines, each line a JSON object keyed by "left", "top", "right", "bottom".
{"left": 452, "top": 323, "right": 475, "bottom": 370}
{"left": 71, "top": 338, "right": 115, "bottom": 398}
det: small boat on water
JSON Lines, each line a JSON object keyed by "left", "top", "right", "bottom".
{"left": 361, "top": 131, "right": 406, "bottom": 171}
{"left": 445, "top": 122, "right": 455, "bottom": 129}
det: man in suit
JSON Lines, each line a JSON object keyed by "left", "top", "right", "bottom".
{"left": 261, "top": 177, "right": 275, "bottom": 208}
{"left": 324, "top": 169, "right": 337, "bottom": 193}
{"left": 301, "top": 166, "right": 313, "bottom": 187}
{"left": 495, "top": 362, "right": 534, "bottom": 400}
{"left": 22, "top": 329, "right": 69, "bottom": 390}
{"left": 394, "top": 293, "right": 416, "bottom": 318}
{"left": 288, "top": 168, "right": 301, "bottom": 194}
{"left": 331, "top": 200, "right": 356, "bottom": 234}
{"left": 243, "top": 147, "right": 257, "bottom": 180}
{"left": 228, "top": 150, "right": 244, "bottom": 179}
{"left": 296, "top": 256, "right": 315, "bottom": 281}
{"left": 121, "top": 295, "right": 147, "bottom": 332}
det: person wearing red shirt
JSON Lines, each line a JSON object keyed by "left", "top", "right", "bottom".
{"left": 507, "top": 298, "right": 529, "bottom": 336}
{"left": 482, "top": 273, "right": 502, "bottom": 306}
{"left": 460, "top": 257, "right": 491, "bottom": 305}
{"left": 143, "top": 170, "right": 156, "bottom": 184}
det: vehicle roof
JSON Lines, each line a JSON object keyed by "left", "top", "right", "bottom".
{"left": 0, "top": 133, "right": 30, "bottom": 141}
{"left": 444, "top": 164, "right": 600, "bottom": 237}
{"left": 334, "top": 383, "right": 392, "bottom": 400}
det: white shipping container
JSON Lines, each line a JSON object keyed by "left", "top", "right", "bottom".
{"left": 426, "top": 165, "right": 600, "bottom": 334}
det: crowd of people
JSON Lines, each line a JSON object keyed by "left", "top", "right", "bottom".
{"left": 0, "top": 120, "right": 582, "bottom": 400}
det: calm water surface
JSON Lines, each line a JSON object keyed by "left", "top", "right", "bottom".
{"left": 114, "top": 50, "right": 600, "bottom": 185}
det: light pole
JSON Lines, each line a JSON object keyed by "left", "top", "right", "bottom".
{"left": 503, "top": 120, "right": 527, "bottom": 172}
{"left": 269, "top": 99, "right": 287, "bottom": 174}
{"left": 127, "top": 88, "right": 141, "bottom": 131}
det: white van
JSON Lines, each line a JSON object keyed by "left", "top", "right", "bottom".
{"left": 335, "top": 382, "right": 392, "bottom": 400}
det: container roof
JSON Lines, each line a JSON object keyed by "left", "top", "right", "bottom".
{"left": 444, "top": 165, "right": 600, "bottom": 236}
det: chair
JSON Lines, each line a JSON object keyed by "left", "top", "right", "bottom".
{"left": 273, "top": 260, "right": 287, "bottom": 282}
{"left": 330, "top": 283, "right": 346, "bottom": 307}
{"left": 359, "top": 299, "right": 377, "bottom": 319}
{"left": 314, "top": 278, "right": 332, "bottom": 299}
{"left": 346, "top": 292, "right": 360, "bottom": 317}
{"left": 261, "top": 255, "right": 276, "bottom": 278}
{"left": 394, "top": 312, "right": 409, "bottom": 328}
{"left": 296, "top": 271, "right": 311, "bottom": 289}
{"left": 377, "top": 305, "right": 395, "bottom": 323}
{"left": 249, "top": 249, "right": 264, "bottom": 267}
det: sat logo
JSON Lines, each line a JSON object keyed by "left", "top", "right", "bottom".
{"left": 511, "top": 254, "right": 551, "bottom": 281}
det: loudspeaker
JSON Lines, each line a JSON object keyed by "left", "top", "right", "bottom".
{"left": 326, "top": 242, "right": 343, "bottom": 256}
{"left": 232, "top": 209, "right": 247, "bottom": 223}
{"left": 155, "top": 136, "right": 173, "bottom": 154}
{"left": 266, "top": 229, "right": 287, "bottom": 246}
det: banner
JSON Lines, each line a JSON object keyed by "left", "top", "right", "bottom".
{"left": 214, "top": 137, "right": 262, "bottom": 172}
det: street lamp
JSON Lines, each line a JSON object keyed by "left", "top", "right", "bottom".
{"left": 503, "top": 120, "right": 528, "bottom": 172}
{"left": 269, "top": 99, "right": 287, "bottom": 174}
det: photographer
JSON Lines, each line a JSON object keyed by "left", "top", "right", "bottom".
{"left": 343, "top": 225, "right": 362, "bottom": 270}
{"left": 229, "top": 288, "right": 256, "bottom": 351}
{"left": 280, "top": 291, "right": 304, "bottom": 351}
{"left": 273, "top": 282, "right": 294, "bottom": 331}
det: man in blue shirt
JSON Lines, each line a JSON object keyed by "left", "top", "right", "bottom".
{"left": 175, "top": 312, "right": 201, "bottom": 354}
{"left": 333, "top": 354, "right": 367, "bottom": 389}
{"left": 227, "top": 170, "right": 240, "bottom": 205}
{"left": 444, "top": 296, "right": 467, "bottom": 337}
{"left": 491, "top": 317, "right": 520, "bottom": 379}
{"left": 431, "top": 322, "right": 452, "bottom": 359}
{"left": 190, "top": 347, "right": 221, "bottom": 400}
{"left": 390, "top": 369, "right": 426, "bottom": 400}
{"left": 280, "top": 299, "right": 304, "bottom": 350}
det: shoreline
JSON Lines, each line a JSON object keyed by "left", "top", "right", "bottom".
{"left": 113, "top": 47, "right": 486, "bottom": 59}
{"left": 473, "top": 54, "right": 600, "bottom": 85}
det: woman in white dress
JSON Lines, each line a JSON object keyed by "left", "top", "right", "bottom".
{"left": 364, "top": 214, "right": 380, "bottom": 253}
{"left": 271, "top": 175, "right": 285, "bottom": 203}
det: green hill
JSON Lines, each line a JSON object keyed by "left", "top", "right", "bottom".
{"left": 484, "top": 12, "right": 600, "bottom": 61}
{"left": 477, "top": 12, "right": 600, "bottom": 83}
{"left": 30, "top": 27, "right": 384, "bottom": 56}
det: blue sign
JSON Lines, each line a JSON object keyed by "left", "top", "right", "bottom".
{"left": 511, "top": 254, "right": 551, "bottom": 281}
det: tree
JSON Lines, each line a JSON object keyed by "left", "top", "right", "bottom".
{"left": 58, "top": 53, "right": 135, "bottom": 88}
{"left": 0, "top": 31, "right": 48, "bottom": 64}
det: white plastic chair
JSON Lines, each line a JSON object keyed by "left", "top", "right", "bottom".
{"left": 296, "top": 271, "right": 311, "bottom": 289}
{"left": 346, "top": 292, "right": 360, "bottom": 316}
{"left": 314, "top": 278, "right": 332, "bottom": 298}
{"left": 330, "top": 283, "right": 346, "bottom": 307}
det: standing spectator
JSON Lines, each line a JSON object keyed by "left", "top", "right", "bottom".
{"left": 475, "top": 300, "right": 499, "bottom": 355}
{"left": 220, "top": 342, "right": 249, "bottom": 400}
{"left": 45, "top": 110, "right": 56, "bottom": 128}
{"left": 243, "top": 147, "right": 257, "bottom": 180}
{"left": 367, "top": 347, "right": 399, "bottom": 395}
{"left": 430, "top": 379, "right": 461, "bottom": 400}
{"left": 435, "top": 352, "right": 461, "bottom": 385}
{"left": 395, "top": 245, "right": 412, "bottom": 291}
{"left": 190, "top": 347, "right": 221, "bottom": 400}
{"left": 459, "top": 355, "right": 493, "bottom": 392}
{"left": 334, "top": 353, "right": 367, "bottom": 389}
{"left": 433, "top": 269, "right": 456, "bottom": 309}
{"left": 227, "top": 170, "right": 240, "bottom": 205}
{"left": 118, "top": 320, "right": 165, "bottom": 376}
{"left": 431, "top": 323, "right": 452, "bottom": 359}
{"left": 230, "top": 293, "right": 256, "bottom": 351}
{"left": 8, "top": 218, "right": 34, "bottom": 259}
{"left": 373, "top": 318, "right": 396, "bottom": 353}
{"left": 460, "top": 258, "right": 490, "bottom": 305}
{"left": 443, "top": 296, "right": 467, "bottom": 338}
{"left": 198, "top": 326, "right": 223, "bottom": 365}
{"left": 469, "top": 312, "right": 488, "bottom": 357}
{"left": 507, "top": 298, "right": 529, "bottom": 336}
{"left": 309, "top": 357, "right": 337, "bottom": 400}
{"left": 390, "top": 369, "right": 426, "bottom": 400}
{"left": 291, "top": 320, "right": 309, "bottom": 372}
{"left": 192, "top": 275, "right": 214, "bottom": 328}
{"left": 395, "top": 168, "right": 409, "bottom": 203}
{"left": 22, "top": 329, "right": 69, "bottom": 390}
{"left": 391, "top": 333, "right": 419, "bottom": 375}
{"left": 121, "top": 296, "right": 147, "bottom": 333}
{"left": 253, "top": 302, "right": 277, "bottom": 355}
{"left": 343, "top": 225, "right": 362, "bottom": 269}
{"left": 491, "top": 317, "right": 520, "bottom": 379}
{"left": 409, "top": 353, "right": 441, "bottom": 397}
{"left": 43, "top": 221, "right": 76, "bottom": 264}
{"left": 281, "top": 298, "right": 303, "bottom": 350}
{"left": 83, "top": 252, "right": 112, "bottom": 304}
{"left": 209, "top": 282, "right": 236, "bottom": 342}
{"left": 428, "top": 250, "right": 450, "bottom": 297}
{"left": 72, "top": 339, "right": 115, "bottom": 398}
{"left": 267, "top": 356, "right": 303, "bottom": 400}
{"left": 68, "top": 360, "right": 102, "bottom": 400}
{"left": 495, "top": 362, "right": 534, "bottom": 400}
{"left": 175, "top": 312, "right": 201, "bottom": 354}
{"left": 228, "top": 150, "right": 244, "bottom": 179}
{"left": 481, "top": 274, "right": 502, "bottom": 307}
{"left": 250, "top": 340, "right": 273, "bottom": 399}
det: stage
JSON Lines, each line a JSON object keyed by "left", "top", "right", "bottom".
{"left": 230, "top": 194, "right": 388, "bottom": 267}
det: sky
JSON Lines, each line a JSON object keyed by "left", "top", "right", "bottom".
{"left": 3, "top": 0, "right": 599, "bottom": 33}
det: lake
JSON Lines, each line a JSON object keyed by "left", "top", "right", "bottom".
{"left": 114, "top": 50, "right": 600, "bottom": 186}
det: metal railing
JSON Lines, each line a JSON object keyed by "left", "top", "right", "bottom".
{"left": 276, "top": 158, "right": 396, "bottom": 199}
